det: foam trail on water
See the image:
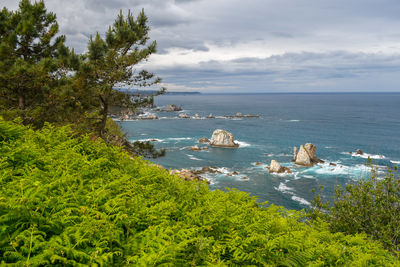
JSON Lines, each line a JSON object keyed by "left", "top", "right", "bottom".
{"left": 274, "top": 182, "right": 310, "bottom": 206}
{"left": 236, "top": 141, "right": 251, "bottom": 148}
{"left": 291, "top": 196, "right": 310, "bottom": 206}
{"left": 391, "top": 160, "right": 400, "bottom": 164}
{"left": 186, "top": 154, "right": 203, "bottom": 161}
{"left": 166, "top": 137, "right": 193, "bottom": 141}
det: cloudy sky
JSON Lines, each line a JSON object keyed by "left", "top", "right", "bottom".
{"left": 4, "top": 0, "right": 400, "bottom": 93}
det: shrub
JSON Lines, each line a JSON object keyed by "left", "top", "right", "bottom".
{"left": 309, "top": 163, "right": 400, "bottom": 254}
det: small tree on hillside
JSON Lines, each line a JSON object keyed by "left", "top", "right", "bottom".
{"left": 81, "top": 10, "right": 165, "bottom": 137}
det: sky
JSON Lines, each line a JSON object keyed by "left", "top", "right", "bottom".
{"left": 3, "top": 0, "right": 400, "bottom": 93}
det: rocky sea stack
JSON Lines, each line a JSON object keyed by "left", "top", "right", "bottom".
{"left": 293, "top": 143, "right": 323, "bottom": 166}
{"left": 209, "top": 129, "right": 239, "bottom": 148}
{"left": 267, "top": 160, "right": 291, "bottom": 174}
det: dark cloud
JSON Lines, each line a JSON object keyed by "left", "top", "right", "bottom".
{"left": 3, "top": 0, "right": 400, "bottom": 92}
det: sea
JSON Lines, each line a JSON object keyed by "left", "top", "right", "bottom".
{"left": 117, "top": 93, "right": 400, "bottom": 210}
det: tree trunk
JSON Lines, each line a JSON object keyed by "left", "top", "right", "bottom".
{"left": 99, "top": 95, "right": 108, "bottom": 137}
{"left": 18, "top": 89, "right": 25, "bottom": 110}
{"left": 19, "top": 88, "right": 26, "bottom": 122}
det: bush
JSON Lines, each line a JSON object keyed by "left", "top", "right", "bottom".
{"left": 309, "top": 163, "right": 400, "bottom": 254}
{"left": 0, "top": 118, "right": 398, "bottom": 265}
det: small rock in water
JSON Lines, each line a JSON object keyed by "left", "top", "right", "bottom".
{"left": 267, "top": 160, "right": 285, "bottom": 173}
{"left": 329, "top": 162, "right": 337, "bottom": 166}
{"left": 236, "top": 112, "right": 243, "bottom": 117}
{"left": 255, "top": 162, "right": 263, "bottom": 166}
{"left": 164, "top": 104, "right": 182, "bottom": 112}
{"left": 356, "top": 149, "right": 364, "bottom": 155}
{"left": 199, "top": 137, "right": 210, "bottom": 143}
{"left": 190, "top": 145, "right": 201, "bottom": 151}
{"left": 178, "top": 113, "right": 189, "bottom": 118}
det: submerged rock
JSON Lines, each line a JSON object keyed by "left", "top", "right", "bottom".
{"left": 209, "top": 129, "right": 239, "bottom": 148}
{"left": 190, "top": 145, "right": 208, "bottom": 151}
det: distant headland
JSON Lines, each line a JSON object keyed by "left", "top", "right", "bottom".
{"left": 116, "top": 88, "right": 201, "bottom": 95}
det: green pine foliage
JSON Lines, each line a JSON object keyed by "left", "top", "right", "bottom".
{"left": 1, "top": 118, "right": 398, "bottom": 266}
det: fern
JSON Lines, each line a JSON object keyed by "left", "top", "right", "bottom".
{"left": 0, "top": 118, "right": 398, "bottom": 265}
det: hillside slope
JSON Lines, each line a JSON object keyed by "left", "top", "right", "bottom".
{"left": 0, "top": 118, "right": 398, "bottom": 266}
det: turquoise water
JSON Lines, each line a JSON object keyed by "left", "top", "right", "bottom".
{"left": 117, "top": 93, "right": 400, "bottom": 210}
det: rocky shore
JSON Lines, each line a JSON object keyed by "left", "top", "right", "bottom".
{"left": 112, "top": 103, "right": 260, "bottom": 120}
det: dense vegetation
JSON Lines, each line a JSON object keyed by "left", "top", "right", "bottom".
{"left": 1, "top": 118, "right": 399, "bottom": 265}
{"left": 310, "top": 165, "right": 400, "bottom": 254}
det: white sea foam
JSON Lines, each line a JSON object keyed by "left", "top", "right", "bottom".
{"left": 274, "top": 182, "right": 311, "bottom": 206}
{"left": 277, "top": 153, "right": 291, "bottom": 157}
{"left": 291, "top": 196, "right": 310, "bottom": 206}
{"left": 390, "top": 160, "right": 400, "bottom": 164}
{"left": 342, "top": 152, "right": 386, "bottom": 159}
{"left": 186, "top": 154, "right": 203, "bottom": 161}
{"left": 275, "top": 182, "right": 294, "bottom": 193}
{"left": 136, "top": 138, "right": 163, "bottom": 142}
{"left": 302, "top": 162, "right": 371, "bottom": 179}
{"left": 288, "top": 119, "right": 300, "bottom": 122}
{"left": 167, "top": 137, "right": 193, "bottom": 141}
{"left": 236, "top": 141, "right": 251, "bottom": 148}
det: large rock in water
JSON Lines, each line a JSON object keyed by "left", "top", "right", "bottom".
{"left": 268, "top": 160, "right": 284, "bottom": 173}
{"left": 293, "top": 143, "right": 323, "bottom": 166}
{"left": 210, "top": 129, "right": 239, "bottom": 148}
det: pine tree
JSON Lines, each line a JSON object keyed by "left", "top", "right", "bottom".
{"left": 0, "top": 0, "right": 69, "bottom": 124}
{"left": 80, "top": 9, "right": 165, "bottom": 137}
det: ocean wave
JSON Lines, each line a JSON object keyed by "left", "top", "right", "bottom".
{"left": 166, "top": 137, "right": 194, "bottom": 141}
{"left": 341, "top": 152, "right": 386, "bottom": 159}
{"left": 275, "top": 182, "right": 294, "bottom": 193}
{"left": 291, "top": 196, "right": 311, "bottom": 206}
{"left": 236, "top": 141, "right": 251, "bottom": 148}
{"left": 302, "top": 162, "right": 371, "bottom": 178}
{"left": 159, "top": 117, "right": 179, "bottom": 120}
{"left": 288, "top": 119, "right": 300, "bottom": 122}
{"left": 186, "top": 154, "right": 203, "bottom": 161}
{"left": 136, "top": 138, "right": 163, "bottom": 142}
{"left": 391, "top": 160, "right": 400, "bottom": 164}
{"left": 274, "top": 182, "right": 310, "bottom": 206}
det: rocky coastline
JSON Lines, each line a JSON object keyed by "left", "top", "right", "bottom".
{"left": 111, "top": 103, "right": 260, "bottom": 121}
